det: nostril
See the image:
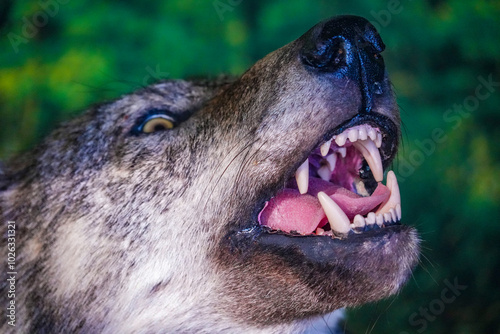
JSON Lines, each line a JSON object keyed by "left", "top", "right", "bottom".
{"left": 301, "top": 37, "right": 347, "bottom": 72}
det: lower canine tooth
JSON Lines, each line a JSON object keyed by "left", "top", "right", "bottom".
{"left": 295, "top": 159, "right": 309, "bottom": 194}
{"left": 320, "top": 139, "right": 332, "bottom": 156}
{"left": 376, "top": 171, "right": 401, "bottom": 215}
{"left": 317, "top": 192, "right": 350, "bottom": 234}
{"left": 396, "top": 203, "right": 402, "bottom": 220}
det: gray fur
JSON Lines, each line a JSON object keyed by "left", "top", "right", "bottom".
{"left": 1, "top": 16, "right": 419, "bottom": 333}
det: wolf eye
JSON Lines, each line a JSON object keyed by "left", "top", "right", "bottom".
{"left": 131, "top": 110, "right": 178, "bottom": 135}
{"left": 141, "top": 115, "right": 175, "bottom": 133}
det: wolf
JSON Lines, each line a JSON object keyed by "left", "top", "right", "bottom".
{"left": 0, "top": 16, "right": 419, "bottom": 333}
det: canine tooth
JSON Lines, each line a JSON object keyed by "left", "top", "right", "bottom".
{"left": 335, "top": 133, "right": 348, "bottom": 146}
{"left": 353, "top": 214, "right": 365, "bottom": 228}
{"left": 352, "top": 139, "right": 384, "bottom": 182}
{"left": 366, "top": 212, "right": 376, "bottom": 225}
{"left": 376, "top": 171, "right": 401, "bottom": 214}
{"left": 368, "top": 127, "right": 377, "bottom": 141}
{"left": 318, "top": 166, "right": 331, "bottom": 181}
{"left": 326, "top": 154, "right": 337, "bottom": 171}
{"left": 376, "top": 214, "right": 384, "bottom": 226}
{"left": 375, "top": 133, "right": 383, "bottom": 148}
{"left": 348, "top": 129, "right": 358, "bottom": 143}
{"left": 358, "top": 126, "right": 368, "bottom": 140}
{"left": 320, "top": 139, "right": 332, "bottom": 156}
{"left": 390, "top": 208, "right": 397, "bottom": 222}
{"left": 396, "top": 203, "right": 402, "bottom": 220}
{"left": 295, "top": 159, "right": 309, "bottom": 194}
{"left": 384, "top": 212, "right": 392, "bottom": 223}
{"left": 338, "top": 147, "right": 347, "bottom": 158}
{"left": 317, "top": 192, "right": 350, "bottom": 234}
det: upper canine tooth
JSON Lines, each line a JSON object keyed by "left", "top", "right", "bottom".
{"left": 326, "top": 154, "right": 337, "bottom": 171}
{"left": 348, "top": 129, "right": 358, "bottom": 143}
{"left": 320, "top": 139, "right": 332, "bottom": 156}
{"left": 317, "top": 192, "right": 351, "bottom": 234}
{"left": 352, "top": 139, "right": 384, "bottom": 182}
{"left": 376, "top": 170, "right": 401, "bottom": 215}
{"left": 335, "top": 133, "right": 348, "bottom": 146}
{"left": 295, "top": 158, "right": 309, "bottom": 194}
{"left": 358, "top": 126, "right": 368, "bottom": 140}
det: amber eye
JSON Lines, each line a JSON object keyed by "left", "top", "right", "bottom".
{"left": 141, "top": 115, "right": 175, "bottom": 133}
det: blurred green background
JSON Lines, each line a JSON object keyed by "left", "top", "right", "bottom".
{"left": 1, "top": 0, "right": 499, "bottom": 333}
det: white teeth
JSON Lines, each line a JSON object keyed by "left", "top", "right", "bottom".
{"left": 317, "top": 192, "right": 351, "bottom": 234}
{"left": 326, "top": 154, "right": 337, "bottom": 171}
{"left": 334, "top": 133, "right": 348, "bottom": 146}
{"left": 366, "top": 212, "right": 376, "bottom": 225}
{"left": 390, "top": 208, "right": 397, "bottom": 222}
{"left": 295, "top": 159, "right": 309, "bottom": 194}
{"left": 376, "top": 171, "right": 401, "bottom": 217}
{"left": 320, "top": 139, "right": 332, "bottom": 157}
{"left": 348, "top": 129, "right": 358, "bottom": 142}
{"left": 317, "top": 166, "right": 331, "bottom": 181}
{"left": 358, "top": 127, "right": 367, "bottom": 140}
{"left": 352, "top": 140, "right": 384, "bottom": 182}
{"left": 353, "top": 214, "right": 365, "bottom": 229}
{"left": 376, "top": 214, "right": 384, "bottom": 226}
{"left": 368, "top": 127, "right": 377, "bottom": 141}
{"left": 396, "top": 203, "right": 402, "bottom": 220}
{"left": 337, "top": 147, "right": 347, "bottom": 158}
{"left": 384, "top": 212, "right": 392, "bottom": 222}
{"left": 375, "top": 133, "right": 383, "bottom": 148}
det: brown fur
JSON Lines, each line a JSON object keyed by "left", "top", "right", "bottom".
{"left": 1, "top": 16, "right": 419, "bottom": 333}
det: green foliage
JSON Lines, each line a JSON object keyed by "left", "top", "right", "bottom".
{"left": 1, "top": 0, "right": 499, "bottom": 332}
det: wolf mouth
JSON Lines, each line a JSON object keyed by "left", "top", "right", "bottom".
{"left": 258, "top": 112, "right": 401, "bottom": 238}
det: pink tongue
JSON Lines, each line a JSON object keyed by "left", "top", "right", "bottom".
{"left": 258, "top": 177, "right": 390, "bottom": 235}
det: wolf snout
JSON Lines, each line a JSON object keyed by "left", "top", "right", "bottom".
{"left": 301, "top": 15, "right": 387, "bottom": 113}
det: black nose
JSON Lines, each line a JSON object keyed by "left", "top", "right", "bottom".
{"left": 301, "top": 15, "right": 386, "bottom": 113}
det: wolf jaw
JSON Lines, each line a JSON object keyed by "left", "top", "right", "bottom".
{"left": 216, "top": 16, "right": 419, "bottom": 328}
{"left": 258, "top": 112, "right": 401, "bottom": 237}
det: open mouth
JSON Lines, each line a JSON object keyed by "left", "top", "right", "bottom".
{"left": 258, "top": 114, "right": 401, "bottom": 238}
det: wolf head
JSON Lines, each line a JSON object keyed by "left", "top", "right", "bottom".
{"left": 1, "top": 16, "right": 419, "bottom": 333}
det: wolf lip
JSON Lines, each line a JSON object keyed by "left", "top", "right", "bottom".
{"left": 258, "top": 115, "right": 401, "bottom": 236}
